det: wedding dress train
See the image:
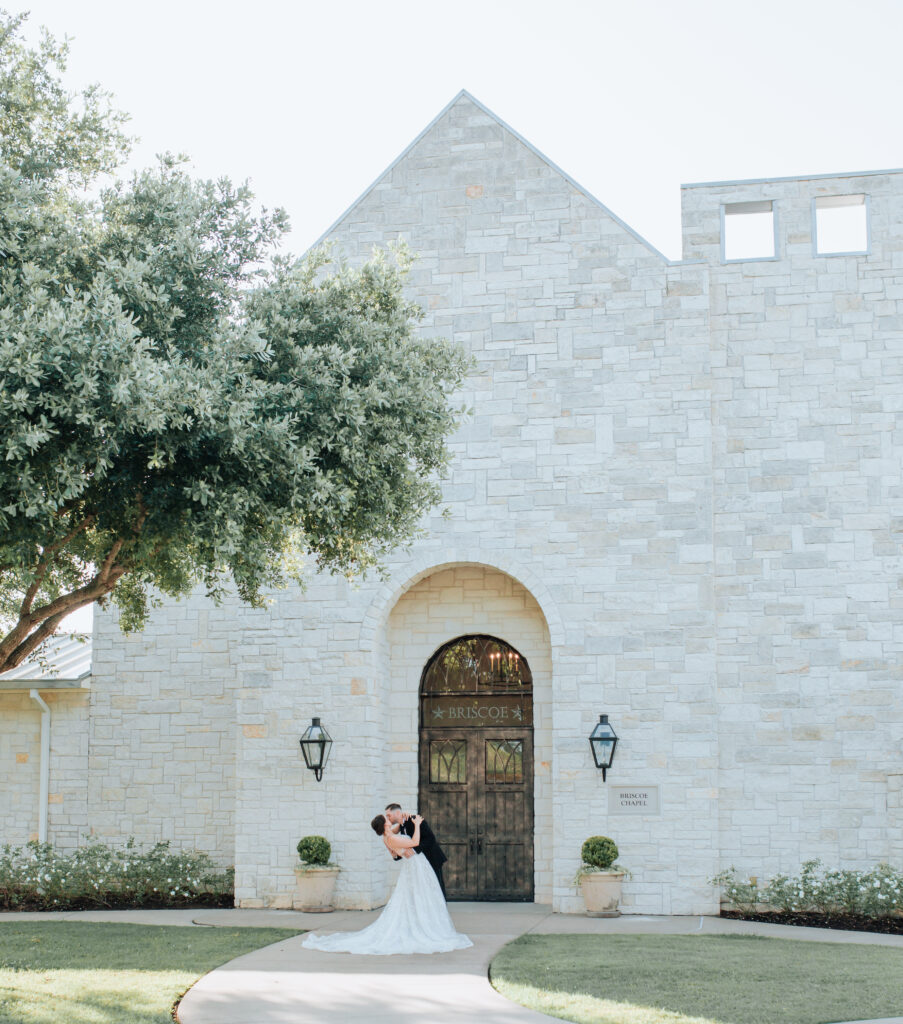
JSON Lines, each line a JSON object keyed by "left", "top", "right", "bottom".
{"left": 301, "top": 852, "right": 472, "bottom": 955}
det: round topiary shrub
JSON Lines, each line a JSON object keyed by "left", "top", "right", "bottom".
{"left": 296, "top": 836, "right": 331, "bottom": 865}
{"left": 581, "top": 836, "right": 618, "bottom": 870}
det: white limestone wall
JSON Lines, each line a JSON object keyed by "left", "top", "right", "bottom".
{"left": 85, "top": 598, "right": 236, "bottom": 863}
{"left": 0, "top": 693, "right": 39, "bottom": 844}
{"left": 682, "top": 170, "right": 903, "bottom": 877}
{"left": 230, "top": 575, "right": 393, "bottom": 909}
{"left": 231, "top": 559, "right": 551, "bottom": 911}
{"left": 86, "top": 91, "right": 721, "bottom": 913}
{"left": 0, "top": 691, "right": 89, "bottom": 848}
{"left": 315, "top": 93, "right": 719, "bottom": 914}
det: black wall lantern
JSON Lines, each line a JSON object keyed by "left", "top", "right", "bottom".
{"left": 589, "top": 714, "right": 618, "bottom": 781}
{"left": 300, "top": 717, "right": 333, "bottom": 781}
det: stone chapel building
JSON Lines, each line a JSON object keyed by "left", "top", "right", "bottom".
{"left": 2, "top": 91, "right": 902, "bottom": 914}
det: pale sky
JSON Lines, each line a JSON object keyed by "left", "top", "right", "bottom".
{"left": 17, "top": 0, "right": 903, "bottom": 262}
{"left": 14, "top": 0, "right": 903, "bottom": 634}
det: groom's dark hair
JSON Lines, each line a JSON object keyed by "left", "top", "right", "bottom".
{"left": 385, "top": 802, "right": 401, "bottom": 812}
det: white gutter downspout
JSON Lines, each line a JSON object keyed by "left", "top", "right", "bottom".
{"left": 29, "top": 690, "right": 50, "bottom": 843}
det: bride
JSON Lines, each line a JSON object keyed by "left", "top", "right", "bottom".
{"left": 301, "top": 813, "right": 472, "bottom": 955}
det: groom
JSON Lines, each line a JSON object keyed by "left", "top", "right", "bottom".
{"left": 385, "top": 802, "right": 448, "bottom": 897}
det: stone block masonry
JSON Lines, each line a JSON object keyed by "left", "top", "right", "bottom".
{"left": 4, "top": 92, "right": 901, "bottom": 914}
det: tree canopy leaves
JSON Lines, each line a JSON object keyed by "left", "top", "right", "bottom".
{"left": 0, "top": 10, "right": 467, "bottom": 673}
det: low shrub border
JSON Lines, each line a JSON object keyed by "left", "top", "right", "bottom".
{"left": 711, "top": 859, "right": 903, "bottom": 935}
{"left": 0, "top": 837, "right": 233, "bottom": 911}
{"left": 720, "top": 909, "right": 903, "bottom": 935}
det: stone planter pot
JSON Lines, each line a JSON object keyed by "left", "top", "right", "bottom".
{"left": 578, "top": 870, "right": 625, "bottom": 917}
{"left": 293, "top": 865, "right": 340, "bottom": 912}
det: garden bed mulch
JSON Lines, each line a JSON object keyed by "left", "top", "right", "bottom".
{"left": 0, "top": 892, "right": 233, "bottom": 912}
{"left": 721, "top": 910, "right": 903, "bottom": 935}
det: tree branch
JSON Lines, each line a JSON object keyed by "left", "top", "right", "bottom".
{"left": 0, "top": 565, "right": 126, "bottom": 673}
{"left": 21, "top": 514, "right": 96, "bottom": 616}
{"left": 0, "top": 501, "right": 146, "bottom": 673}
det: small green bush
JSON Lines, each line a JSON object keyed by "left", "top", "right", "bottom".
{"left": 711, "top": 860, "right": 903, "bottom": 919}
{"left": 0, "top": 837, "right": 234, "bottom": 911}
{"left": 296, "top": 836, "right": 331, "bottom": 865}
{"left": 581, "top": 836, "right": 618, "bottom": 870}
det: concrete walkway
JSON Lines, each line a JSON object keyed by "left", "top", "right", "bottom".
{"left": 4, "top": 905, "right": 902, "bottom": 1024}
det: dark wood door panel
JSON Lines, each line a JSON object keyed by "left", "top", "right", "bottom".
{"left": 479, "top": 841, "right": 532, "bottom": 899}
{"left": 441, "top": 841, "right": 470, "bottom": 894}
{"left": 478, "top": 730, "right": 533, "bottom": 901}
{"left": 419, "top": 733, "right": 476, "bottom": 898}
{"left": 420, "top": 726, "right": 533, "bottom": 901}
{"left": 425, "top": 787, "right": 469, "bottom": 836}
{"left": 419, "top": 637, "right": 534, "bottom": 902}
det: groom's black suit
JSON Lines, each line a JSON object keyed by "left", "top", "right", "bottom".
{"left": 398, "top": 815, "right": 447, "bottom": 897}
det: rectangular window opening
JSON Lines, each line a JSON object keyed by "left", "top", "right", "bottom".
{"left": 815, "top": 194, "right": 868, "bottom": 255}
{"left": 723, "top": 200, "right": 775, "bottom": 261}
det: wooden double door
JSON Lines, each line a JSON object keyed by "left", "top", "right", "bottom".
{"left": 418, "top": 726, "right": 534, "bottom": 901}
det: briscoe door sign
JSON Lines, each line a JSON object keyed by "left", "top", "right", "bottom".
{"left": 422, "top": 695, "right": 532, "bottom": 726}
{"left": 608, "top": 785, "right": 661, "bottom": 815}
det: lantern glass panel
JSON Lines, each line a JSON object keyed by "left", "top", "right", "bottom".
{"left": 591, "top": 738, "right": 614, "bottom": 767}
{"left": 589, "top": 715, "right": 618, "bottom": 769}
{"left": 300, "top": 718, "right": 333, "bottom": 771}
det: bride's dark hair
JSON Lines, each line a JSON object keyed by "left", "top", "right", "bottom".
{"left": 370, "top": 814, "right": 386, "bottom": 836}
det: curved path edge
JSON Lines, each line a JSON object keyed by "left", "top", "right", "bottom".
{"left": 171, "top": 904, "right": 903, "bottom": 1024}
{"left": 4, "top": 905, "right": 900, "bottom": 1023}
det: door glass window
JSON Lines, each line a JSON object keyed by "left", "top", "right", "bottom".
{"left": 429, "top": 739, "right": 466, "bottom": 784}
{"left": 485, "top": 739, "right": 524, "bottom": 784}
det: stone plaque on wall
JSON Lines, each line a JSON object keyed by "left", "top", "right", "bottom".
{"left": 608, "top": 785, "right": 660, "bottom": 815}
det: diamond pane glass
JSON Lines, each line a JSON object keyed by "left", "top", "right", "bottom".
{"left": 429, "top": 739, "right": 466, "bottom": 784}
{"left": 485, "top": 739, "right": 524, "bottom": 784}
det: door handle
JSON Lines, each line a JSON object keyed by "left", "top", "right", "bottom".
{"left": 469, "top": 837, "right": 476, "bottom": 854}
{"left": 476, "top": 837, "right": 483, "bottom": 854}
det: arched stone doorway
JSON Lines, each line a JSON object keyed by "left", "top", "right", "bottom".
{"left": 418, "top": 634, "right": 534, "bottom": 901}
{"left": 384, "top": 563, "right": 553, "bottom": 905}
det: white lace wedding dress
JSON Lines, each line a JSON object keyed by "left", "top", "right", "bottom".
{"left": 301, "top": 852, "right": 472, "bottom": 955}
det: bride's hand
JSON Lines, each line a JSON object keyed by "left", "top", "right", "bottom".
{"left": 412, "top": 814, "right": 424, "bottom": 825}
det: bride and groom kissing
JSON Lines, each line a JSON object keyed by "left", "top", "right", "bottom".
{"left": 301, "top": 802, "right": 472, "bottom": 956}
{"left": 379, "top": 802, "right": 448, "bottom": 894}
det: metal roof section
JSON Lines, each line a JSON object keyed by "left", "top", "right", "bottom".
{"left": 0, "top": 633, "right": 92, "bottom": 690}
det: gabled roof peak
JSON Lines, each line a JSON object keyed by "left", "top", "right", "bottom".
{"left": 313, "top": 90, "right": 670, "bottom": 263}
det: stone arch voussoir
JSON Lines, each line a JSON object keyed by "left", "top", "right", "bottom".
{"left": 358, "top": 548, "right": 564, "bottom": 653}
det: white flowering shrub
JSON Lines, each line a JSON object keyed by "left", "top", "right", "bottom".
{"left": 709, "top": 868, "right": 762, "bottom": 914}
{"left": 0, "top": 837, "right": 233, "bottom": 910}
{"left": 711, "top": 860, "right": 903, "bottom": 918}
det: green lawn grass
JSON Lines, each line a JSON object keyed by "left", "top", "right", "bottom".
{"left": 490, "top": 933, "right": 903, "bottom": 1024}
{"left": 0, "top": 921, "right": 302, "bottom": 1024}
